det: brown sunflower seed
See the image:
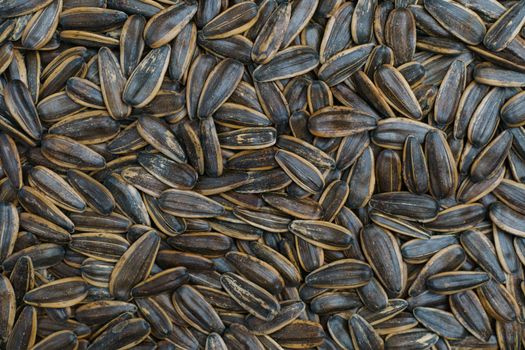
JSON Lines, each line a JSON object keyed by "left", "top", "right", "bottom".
{"left": 0, "top": 202, "right": 18, "bottom": 264}
{"left": 225, "top": 251, "right": 284, "bottom": 294}
{"left": 289, "top": 220, "right": 353, "bottom": 251}
{"left": 60, "top": 7, "right": 127, "bottom": 32}
{"left": 64, "top": 77, "right": 104, "bottom": 109}
{"left": 0, "top": 274, "right": 15, "bottom": 343}
{"left": 275, "top": 149, "right": 324, "bottom": 193}
{"left": 106, "top": 0, "right": 162, "bottom": 17}
{"left": 201, "top": 1, "right": 259, "bottom": 39}
{"left": 41, "top": 135, "right": 106, "bottom": 170}
{"left": 67, "top": 169, "right": 115, "bottom": 215}
{"left": 4, "top": 79, "right": 42, "bottom": 141}
{"left": 474, "top": 64, "right": 525, "bottom": 87}
{"left": 219, "top": 127, "right": 277, "bottom": 149}
{"left": 251, "top": 1, "right": 291, "bottom": 64}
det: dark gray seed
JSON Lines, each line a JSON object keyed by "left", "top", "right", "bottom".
{"left": 159, "top": 189, "right": 225, "bottom": 218}
{"left": 490, "top": 201, "right": 525, "bottom": 237}
{"left": 401, "top": 235, "right": 458, "bottom": 264}
{"left": 361, "top": 224, "right": 406, "bottom": 297}
{"left": 408, "top": 244, "right": 466, "bottom": 297}
{"left": 413, "top": 307, "right": 468, "bottom": 340}
{"left": 369, "top": 191, "right": 439, "bottom": 222}
{"left": 305, "top": 259, "right": 373, "bottom": 288}
{"left": 6, "top": 306, "right": 37, "bottom": 350}
{"left": 4, "top": 80, "right": 42, "bottom": 140}
{"left": 385, "top": 328, "right": 439, "bottom": 350}
{"left": 477, "top": 278, "right": 519, "bottom": 322}
{"left": 120, "top": 15, "right": 146, "bottom": 77}
{"left": 20, "top": 0, "right": 61, "bottom": 50}
{"left": 483, "top": 0, "right": 525, "bottom": 51}
{"left": 253, "top": 45, "right": 319, "bottom": 82}
{"left": 374, "top": 64, "right": 422, "bottom": 120}
{"left": 220, "top": 272, "right": 280, "bottom": 321}
{"left": 426, "top": 271, "right": 490, "bottom": 294}
{"left": 318, "top": 44, "right": 375, "bottom": 86}
{"left": 109, "top": 230, "right": 160, "bottom": 300}
{"left": 450, "top": 291, "right": 493, "bottom": 342}
{"left": 143, "top": 1, "right": 197, "bottom": 48}
{"left": 423, "top": 0, "right": 486, "bottom": 44}
{"left": 351, "top": 0, "right": 375, "bottom": 44}
{"left": 123, "top": 45, "right": 171, "bottom": 108}
{"left": 474, "top": 64, "right": 525, "bottom": 87}
{"left": 385, "top": 9, "right": 416, "bottom": 66}
{"left": 88, "top": 318, "right": 151, "bottom": 350}
{"left": 320, "top": 2, "right": 353, "bottom": 62}
{"left": 198, "top": 58, "right": 244, "bottom": 118}
{"left": 0, "top": 0, "right": 54, "bottom": 18}
{"left": 98, "top": 47, "right": 132, "bottom": 119}
{"left": 201, "top": 1, "right": 259, "bottom": 39}
{"left": 424, "top": 204, "right": 486, "bottom": 232}
{"left": 460, "top": 229, "right": 506, "bottom": 283}
{"left": 470, "top": 130, "right": 513, "bottom": 182}
{"left": 434, "top": 60, "right": 466, "bottom": 126}
{"left": 172, "top": 285, "right": 224, "bottom": 334}
{"left": 251, "top": 1, "right": 291, "bottom": 64}
{"left": 309, "top": 106, "right": 377, "bottom": 138}
{"left": 454, "top": 82, "right": 490, "bottom": 139}
{"left": 349, "top": 314, "right": 384, "bottom": 350}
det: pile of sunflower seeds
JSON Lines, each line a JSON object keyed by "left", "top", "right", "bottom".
{"left": 1, "top": 0, "right": 525, "bottom": 348}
